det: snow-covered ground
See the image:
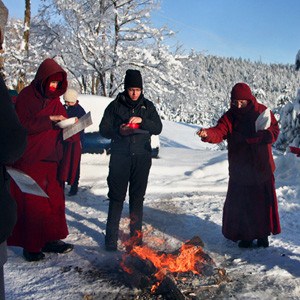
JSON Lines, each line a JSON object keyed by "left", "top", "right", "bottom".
{"left": 4, "top": 95, "right": 300, "bottom": 299}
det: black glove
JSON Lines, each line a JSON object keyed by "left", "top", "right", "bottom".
{"left": 246, "top": 131, "right": 264, "bottom": 144}
{"left": 119, "top": 124, "right": 134, "bottom": 136}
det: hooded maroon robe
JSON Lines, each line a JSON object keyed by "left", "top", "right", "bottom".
{"left": 7, "top": 58, "right": 76, "bottom": 252}
{"left": 202, "top": 94, "right": 281, "bottom": 241}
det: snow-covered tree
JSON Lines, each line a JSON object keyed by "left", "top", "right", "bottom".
{"left": 34, "top": 0, "right": 184, "bottom": 98}
{"left": 3, "top": 3, "right": 300, "bottom": 150}
{"left": 274, "top": 89, "right": 300, "bottom": 150}
{"left": 156, "top": 51, "right": 299, "bottom": 129}
{"left": 3, "top": 0, "right": 52, "bottom": 91}
{"left": 3, "top": 17, "right": 50, "bottom": 90}
{"left": 273, "top": 50, "right": 300, "bottom": 151}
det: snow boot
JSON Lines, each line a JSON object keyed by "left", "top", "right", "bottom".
{"left": 23, "top": 249, "right": 45, "bottom": 262}
{"left": 257, "top": 237, "right": 269, "bottom": 248}
{"left": 68, "top": 185, "right": 78, "bottom": 196}
{"left": 238, "top": 240, "right": 253, "bottom": 248}
{"left": 42, "top": 240, "right": 74, "bottom": 253}
{"left": 105, "top": 200, "right": 123, "bottom": 251}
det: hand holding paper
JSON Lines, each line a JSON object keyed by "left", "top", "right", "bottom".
{"left": 63, "top": 111, "right": 93, "bottom": 140}
{"left": 255, "top": 108, "right": 271, "bottom": 132}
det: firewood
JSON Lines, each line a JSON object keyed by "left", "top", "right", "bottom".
{"left": 122, "top": 267, "right": 152, "bottom": 289}
{"left": 155, "top": 273, "right": 186, "bottom": 300}
{"left": 120, "top": 236, "right": 229, "bottom": 299}
{"left": 185, "top": 236, "right": 205, "bottom": 247}
{"left": 123, "top": 254, "right": 157, "bottom": 276}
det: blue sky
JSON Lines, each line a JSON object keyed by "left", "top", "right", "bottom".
{"left": 3, "top": 0, "right": 299, "bottom": 65}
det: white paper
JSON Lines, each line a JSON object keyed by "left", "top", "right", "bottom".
{"left": 6, "top": 167, "right": 49, "bottom": 198}
{"left": 255, "top": 108, "right": 271, "bottom": 132}
{"left": 63, "top": 111, "right": 93, "bottom": 140}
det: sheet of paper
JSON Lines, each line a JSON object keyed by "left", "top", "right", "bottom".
{"left": 63, "top": 111, "right": 93, "bottom": 140}
{"left": 6, "top": 167, "right": 49, "bottom": 198}
{"left": 255, "top": 108, "right": 271, "bottom": 132}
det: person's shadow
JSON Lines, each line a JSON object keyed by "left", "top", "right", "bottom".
{"left": 65, "top": 185, "right": 300, "bottom": 279}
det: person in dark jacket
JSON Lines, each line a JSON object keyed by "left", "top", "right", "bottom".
{"left": 0, "top": 77, "right": 27, "bottom": 300}
{"left": 197, "top": 82, "right": 281, "bottom": 248}
{"left": 8, "top": 58, "right": 75, "bottom": 262}
{"left": 0, "top": 1, "right": 27, "bottom": 298}
{"left": 63, "top": 88, "right": 86, "bottom": 196}
{"left": 100, "top": 69, "right": 162, "bottom": 251}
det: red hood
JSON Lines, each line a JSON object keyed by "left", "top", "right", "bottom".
{"left": 32, "top": 58, "right": 68, "bottom": 99}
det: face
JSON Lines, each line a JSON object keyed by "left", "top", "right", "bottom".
{"left": 49, "top": 81, "right": 59, "bottom": 89}
{"left": 65, "top": 101, "right": 76, "bottom": 107}
{"left": 232, "top": 99, "right": 248, "bottom": 109}
{"left": 127, "top": 87, "right": 142, "bottom": 101}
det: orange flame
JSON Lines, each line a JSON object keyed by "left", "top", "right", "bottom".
{"left": 121, "top": 234, "right": 207, "bottom": 292}
{"left": 131, "top": 243, "right": 204, "bottom": 279}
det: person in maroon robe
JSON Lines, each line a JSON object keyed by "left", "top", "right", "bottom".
{"left": 7, "top": 58, "right": 75, "bottom": 261}
{"left": 197, "top": 82, "right": 281, "bottom": 248}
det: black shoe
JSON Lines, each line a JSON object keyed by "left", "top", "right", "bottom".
{"left": 23, "top": 249, "right": 45, "bottom": 262}
{"left": 68, "top": 189, "right": 77, "bottom": 196}
{"left": 42, "top": 240, "right": 74, "bottom": 253}
{"left": 257, "top": 237, "right": 269, "bottom": 248}
{"left": 238, "top": 240, "right": 253, "bottom": 248}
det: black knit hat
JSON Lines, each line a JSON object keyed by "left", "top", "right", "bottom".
{"left": 124, "top": 69, "right": 143, "bottom": 90}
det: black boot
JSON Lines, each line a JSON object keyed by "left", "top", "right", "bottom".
{"left": 257, "top": 237, "right": 269, "bottom": 248}
{"left": 42, "top": 240, "right": 74, "bottom": 253}
{"left": 23, "top": 249, "right": 45, "bottom": 262}
{"left": 68, "top": 185, "right": 78, "bottom": 196}
{"left": 105, "top": 200, "right": 123, "bottom": 251}
{"left": 238, "top": 240, "right": 253, "bottom": 248}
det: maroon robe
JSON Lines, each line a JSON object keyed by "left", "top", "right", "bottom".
{"left": 202, "top": 97, "right": 281, "bottom": 241}
{"left": 59, "top": 133, "right": 82, "bottom": 185}
{"left": 7, "top": 59, "right": 77, "bottom": 252}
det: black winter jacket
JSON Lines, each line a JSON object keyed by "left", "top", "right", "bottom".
{"left": 0, "top": 75, "right": 27, "bottom": 244}
{"left": 99, "top": 92, "right": 162, "bottom": 156}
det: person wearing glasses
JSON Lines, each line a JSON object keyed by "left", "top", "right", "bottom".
{"left": 100, "top": 69, "right": 162, "bottom": 251}
{"left": 197, "top": 82, "right": 281, "bottom": 249}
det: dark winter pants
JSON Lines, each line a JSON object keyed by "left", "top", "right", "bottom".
{"left": 105, "top": 153, "right": 152, "bottom": 247}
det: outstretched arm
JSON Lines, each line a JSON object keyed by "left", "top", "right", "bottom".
{"left": 197, "top": 113, "right": 232, "bottom": 144}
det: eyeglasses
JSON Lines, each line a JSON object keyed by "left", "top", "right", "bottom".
{"left": 232, "top": 100, "right": 248, "bottom": 108}
{"left": 128, "top": 88, "right": 142, "bottom": 93}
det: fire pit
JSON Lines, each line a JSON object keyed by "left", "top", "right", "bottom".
{"left": 120, "top": 235, "right": 229, "bottom": 299}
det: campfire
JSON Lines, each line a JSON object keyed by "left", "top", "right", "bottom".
{"left": 120, "top": 234, "right": 229, "bottom": 299}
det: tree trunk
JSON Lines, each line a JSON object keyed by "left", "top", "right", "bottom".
{"left": 17, "top": 0, "right": 31, "bottom": 92}
{"left": 0, "top": 1, "right": 8, "bottom": 76}
{"left": 23, "top": 0, "right": 30, "bottom": 54}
